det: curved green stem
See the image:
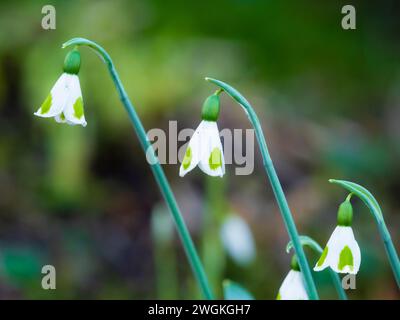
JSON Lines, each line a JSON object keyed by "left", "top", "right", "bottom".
{"left": 63, "top": 38, "right": 214, "bottom": 299}
{"left": 330, "top": 179, "right": 400, "bottom": 288}
{"left": 287, "top": 236, "right": 348, "bottom": 300}
{"left": 205, "top": 77, "right": 319, "bottom": 299}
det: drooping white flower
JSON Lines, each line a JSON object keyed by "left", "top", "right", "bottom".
{"left": 180, "top": 93, "right": 225, "bottom": 177}
{"left": 314, "top": 198, "right": 361, "bottom": 274}
{"left": 34, "top": 49, "right": 87, "bottom": 127}
{"left": 277, "top": 270, "right": 309, "bottom": 300}
{"left": 314, "top": 225, "right": 361, "bottom": 274}
{"left": 220, "top": 214, "right": 256, "bottom": 266}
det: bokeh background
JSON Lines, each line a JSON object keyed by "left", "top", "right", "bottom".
{"left": 0, "top": 0, "right": 399, "bottom": 299}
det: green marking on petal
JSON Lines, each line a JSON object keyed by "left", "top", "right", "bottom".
{"left": 276, "top": 292, "right": 281, "bottom": 300}
{"left": 338, "top": 245, "right": 354, "bottom": 271}
{"left": 40, "top": 94, "right": 52, "bottom": 115}
{"left": 60, "top": 113, "right": 66, "bottom": 121}
{"left": 182, "top": 147, "right": 192, "bottom": 170}
{"left": 73, "top": 97, "right": 84, "bottom": 119}
{"left": 209, "top": 147, "right": 222, "bottom": 170}
{"left": 317, "top": 246, "right": 329, "bottom": 267}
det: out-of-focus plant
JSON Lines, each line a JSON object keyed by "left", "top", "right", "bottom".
{"left": 202, "top": 177, "right": 226, "bottom": 297}
{"left": 223, "top": 280, "right": 254, "bottom": 300}
{"left": 151, "top": 204, "right": 179, "bottom": 299}
{"left": 220, "top": 214, "right": 256, "bottom": 267}
{"left": 34, "top": 38, "right": 213, "bottom": 299}
{"left": 203, "top": 77, "right": 319, "bottom": 299}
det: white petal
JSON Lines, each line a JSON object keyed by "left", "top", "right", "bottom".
{"left": 314, "top": 226, "right": 339, "bottom": 272}
{"left": 314, "top": 226, "right": 361, "bottom": 274}
{"left": 278, "top": 270, "right": 309, "bottom": 300}
{"left": 179, "top": 121, "right": 204, "bottom": 177}
{"left": 34, "top": 73, "right": 69, "bottom": 118}
{"left": 330, "top": 226, "right": 361, "bottom": 274}
{"left": 220, "top": 215, "right": 256, "bottom": 266}
{"left": 198, "top": 121, "right": 225, "bottom": 177}
{"left": 63, "top": 75, "right": 87, "bottom": 127}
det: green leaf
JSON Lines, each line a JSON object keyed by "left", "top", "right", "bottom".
{"left": 223, "top": 280, "right": 254, "bottom": 300}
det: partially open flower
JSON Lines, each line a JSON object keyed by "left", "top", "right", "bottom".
{"left": 34, "top": 49, "right": 87, "bottom": 127}
{"left": 277, "top": 256, "right": 309, "bottom": 300}
{"left": 179, "top": 93, "right": 224, "bottom": 177}
{"left": 314, "top": 198, "right": 361, "bottom": 274}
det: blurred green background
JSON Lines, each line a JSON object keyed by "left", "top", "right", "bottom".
{"left": 0, "top": 0, "right": 399, "bottom": 299}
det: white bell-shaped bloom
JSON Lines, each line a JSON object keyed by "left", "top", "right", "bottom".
{"left": 220, "top": 215, "right": 256, "bottom": 266}
{"left": 314, "top": 226, "right": 361, "bottom": 274}
{"left": 179, "top": 120, "right": 225, "bottom": 177}
{"left": 277, "top": 270, "right": 309, "bottom": 300}
{"left": 34, "top": 73, "right": 87, "bottom": 127}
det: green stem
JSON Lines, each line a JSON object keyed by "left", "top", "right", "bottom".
{"left": 330, "top": 179, "right": 400, "bottom": 288}
{"left": 63, "top": 38, "right": 214, "bottom": 299}
{"left": 287, "top": 235, "right": 348, "bottom": 300}
{"left": 205, "top": 77, "right": 319, "bottom": 299}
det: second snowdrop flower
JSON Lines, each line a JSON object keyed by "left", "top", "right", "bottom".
{"left": 314, "top": 196, "right": 361, "bottom": 274}
{"left": 179, "top": 92, "right": 225, "bottom": 177}
{"left": 277, "top": 255, "right": 309, "bottom": 300}
{"left": 34, "top": 49, "right": 87, "bottom": 127}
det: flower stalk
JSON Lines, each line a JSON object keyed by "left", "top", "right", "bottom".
{"left": 329, "top": 179, "right": 400, "bottom": 287}
{"left": 62, "top": 38, "right": 214, "bottom": 299}
{"left": 205, "top": 77, "right": 319, "bottom": 299}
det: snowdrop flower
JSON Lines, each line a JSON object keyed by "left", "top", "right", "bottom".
{"left": 314, "top": 197, "right": 361, "bottom": 274}
{"left": 277, "top": 255, "right": 309, "bottom": 300}
{"left": 34, "top": 49, "right": 87, "bottom": 127}
{"left": 179, "top": 93, "right": 225, "bottom": 177}
{"left": 220, "top": 214, "right": 256, "bottom": 266}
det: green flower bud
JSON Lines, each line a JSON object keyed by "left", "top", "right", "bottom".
{"left": 201, "top": 93, "right": 220, "bottom": 122}
{"left": 337, "top": 198, "right": 353, "bottom": 226}
{"left": 63, "top": 49, "right": 81, "bottom": 75}
{"left": 290, "top": 255, "right": 300, "bottom": 271}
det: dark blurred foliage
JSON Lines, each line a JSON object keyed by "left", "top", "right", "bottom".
{"left": 0, "top": 0, "right": 399, "bottom": 299}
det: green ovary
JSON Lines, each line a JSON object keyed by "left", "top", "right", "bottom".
{"left": 338, "top": 246, "right": 354, "bottom": 271}
{"left": 40, "top": 94, "right": 52, "bottom": 115}
{"left": 73, "top": 97, "right": 84, "bottom": 119}
{"left": 316, "top": 246, "right": 329, "bottom": 267}
{"left": 182, "top": 147, "right": 192, "bottom": 170}
{"left": 208, "top": 147, "right": 222, "bottom": 170}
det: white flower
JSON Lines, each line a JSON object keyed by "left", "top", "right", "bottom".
{"left": 34, "top": 73, "right": 87, "bottom": 127}
{"left": 314, "top": 226, "right": 361, "bottom": 274}
{"left": 277, "top": 270, "right": 309, "bottom": 300}
{"left": 179, "top": 120, "right": 225, "bottom": 177}
{"left": 220, "top": 215, "right": 256, "bottom": 266}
